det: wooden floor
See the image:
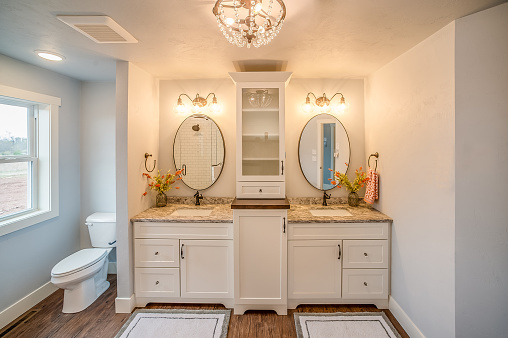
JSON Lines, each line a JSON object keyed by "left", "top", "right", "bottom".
{"left": 2, "top": 275, "right": 409, "bottom": 338}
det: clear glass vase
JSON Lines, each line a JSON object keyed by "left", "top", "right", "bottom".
{"left": 348, "top": 191, "right": 360, "bottom": 207}
{"left": 155, "top": 192, "right": 167, "bottom": 207}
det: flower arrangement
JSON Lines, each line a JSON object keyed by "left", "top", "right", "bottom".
{"left": 330, "top": 163, "right": 369, "bottom": 193}
{"left": 142, "top": 169, "right": 182, "bottom": 196}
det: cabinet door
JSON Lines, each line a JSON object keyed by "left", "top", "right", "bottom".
{"left": 288, "top": 240, "right": 342, "bottom": 299}
{"left": 234, "top": 210, "right": 287, "bottom": 305}
{"left": 180, "top": 240, "right": 233, "bottom": 298}
{"left": 236, "top": 83, "right": 286, "bottom": 183}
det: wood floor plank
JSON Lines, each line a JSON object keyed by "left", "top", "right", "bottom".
{"left": 3, "top": 275, "right": 409, "bottom": 337}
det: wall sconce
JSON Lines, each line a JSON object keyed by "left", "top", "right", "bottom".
{"left": 174, "top": 93, "right": 221, "bottom": 114}
{"left": 302, "top": 92, "right": 346, "bottom": 114}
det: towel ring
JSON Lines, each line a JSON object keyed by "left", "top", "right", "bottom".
{"left": 144, "top": 153, "right": 156, "bottom": 172}
{"left": 368, "top": 152, "right": 379, "bottom": 171}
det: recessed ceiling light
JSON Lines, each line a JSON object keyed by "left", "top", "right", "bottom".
{"left": 35, "top": 50, "right": 65, "bottom": 61}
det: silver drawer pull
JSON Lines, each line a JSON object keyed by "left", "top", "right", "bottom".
{"left": 363, "top": 282, "right": 368, "bottom": 287}
{"left": 155, "top": 251, "right": 159, "bottom": 255}
{"left": 259, "top": 189, "right": 263, "bottom": 193}
{"left": 364, "top": 252, "right": 368, "bottom": 257}
{"left": 155, "top": 281, "right": 160, "bottom": 285}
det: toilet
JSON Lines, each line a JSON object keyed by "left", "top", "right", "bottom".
{"left": 51, "top": 212, "right": 116, "bottom": 313}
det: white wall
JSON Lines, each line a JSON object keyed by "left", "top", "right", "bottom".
{"left": 115, "top": 62, "right": 159, "bottom": 311}
{"left": 0, "top": 54, "right": 81, "bottom": 312}
{"left": 286, "top": 79, "right": 365, "bottom": 198}
{"left": 80, "top": 82, "right": 116, "bottom": 249}
{"left": 365, "top": 23, "right": 456, "bottom": 337}
{"left": 159, "top": 79, "right": 236, "bottom": 197}
{"left": 455, "top": 3, "right": 508, "bottom": 337}
{"left": 158, "top": 78, "right": 365, "bottom": 198}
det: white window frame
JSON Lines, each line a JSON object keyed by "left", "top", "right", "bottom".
{"left": 0, "top": 84, "right": 60, "bottom": 236}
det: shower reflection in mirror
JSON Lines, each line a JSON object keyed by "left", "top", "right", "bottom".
{"left": 173, "top": 114, "right": 225, "bottom": 191}
{"left": 298, "top": 114, "right": 350, "bottom": 191}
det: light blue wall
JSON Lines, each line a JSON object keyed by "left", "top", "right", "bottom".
{"left": 0, "top": 54, "right": 81, "bottom": 312}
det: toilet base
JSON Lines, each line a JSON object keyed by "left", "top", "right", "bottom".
{"left": 60, "top": 257, "right": 110, "bottom": 313}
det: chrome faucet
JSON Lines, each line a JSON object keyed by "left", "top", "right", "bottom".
{"left": 194, "top": 191, "right": 203, "bottom": 205}
{"left": 322, "top": 191, "right": 331, "bottom": 206}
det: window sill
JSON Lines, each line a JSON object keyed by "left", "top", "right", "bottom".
{"left": 0, "top": 209, "right": 58, "bottom": 237}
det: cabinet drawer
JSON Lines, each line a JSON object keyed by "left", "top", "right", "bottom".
{"left": 135, "top": 268, "right": 180, "bottom": 298}
{"left": 236, "top": 182, "right": 285, "bottom": 199}
{"left": 343, "top": 240, "right": 388, "bottom": 269}
{"left": 134, "top": 222, "right": 233, "bottom": 239}
{"left": 288, "top": 223, "right": 389, "bottom": 240}
{"left": 135, "top": 239, "right": 179, "bottom": 268}
{"left": 342, "top": 269, "right": 388, "bottom": 299}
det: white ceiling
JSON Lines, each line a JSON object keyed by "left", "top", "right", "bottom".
{"left": 0, "top": 0, "right": 505, "bottom": 82}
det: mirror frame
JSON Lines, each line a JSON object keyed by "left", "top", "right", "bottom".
{"left": 297, "top": 113, "right": 350, "bottom": 191}
{"left": 173, "top": 113, "right": 226, "bottom": 191}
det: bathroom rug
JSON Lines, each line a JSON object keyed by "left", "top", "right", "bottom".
{"left": 114, "top": 309, "right": 230, "bottom": 338}
{"left": 294, "top": 311, "right": 402, "bottom": 338}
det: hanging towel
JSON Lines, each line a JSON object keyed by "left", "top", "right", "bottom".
{"left": 364, "top": 168, "right": 379, "bottom": 204}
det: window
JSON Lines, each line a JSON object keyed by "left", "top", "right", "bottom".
{"left": 0, "top": 101, "right": 37, "bottom": 218}
{"left": 0, "top": 85, "right": 60, "bottom": 236}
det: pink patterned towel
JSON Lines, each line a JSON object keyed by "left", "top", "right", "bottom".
{"left": 364, "top": 168, "right": 378, "bottom": 204}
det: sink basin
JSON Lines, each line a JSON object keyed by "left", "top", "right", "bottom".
{"left": 309, "top": 209, "right": 353, "bottom": 217}
{"left": 170, "top": 209, "right": 213, "bottom": 217}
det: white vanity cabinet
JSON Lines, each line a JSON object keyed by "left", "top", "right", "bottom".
{"left": 233, "top": 208, "right": 288, "bottom": 315}
{"left": 229, "top": 72, "right": 292, "bottom": 199}
{"left": 287, "top": 222, "right": 390, "bottom": 309}
{"left": 133, "top": 222, "right": 234, "bottom": 308}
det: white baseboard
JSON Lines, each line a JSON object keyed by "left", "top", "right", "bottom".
{"left": 115, "top": 294, "right": 135, "bottom": 313}
{"left": 0, "top": 281, "right": 58, "bottom": 330}
{"left": 389, "top": 296, "right": 425, "bottom": 338}
{"left": 108, "top": 262, "right": 117, "bottom": 274}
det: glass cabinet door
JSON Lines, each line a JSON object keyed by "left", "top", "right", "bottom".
{"left": 241, "top": 87, "right": 280, "bottom": 177}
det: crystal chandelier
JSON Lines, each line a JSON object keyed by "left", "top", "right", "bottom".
{"left": 212, "top": 0, "right": 286, "bottom": 48}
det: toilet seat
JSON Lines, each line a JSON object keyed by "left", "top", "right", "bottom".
{"left": 51, "top": 248, "right": 109, "bottom": 277}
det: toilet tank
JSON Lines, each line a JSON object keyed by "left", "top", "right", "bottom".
{"left": 86, "top": 213, "right": 116, "bottom": 248}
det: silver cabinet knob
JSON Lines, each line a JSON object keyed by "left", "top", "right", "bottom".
{"left": 155, "top": 251, "right": 159, "bottom": 255}
{"left": 364, "top": 252, "right": 368, "bottom": 257}
{"left": 259, "top": 189, "right": 263, "bottom": 193}
{"left": 364, "top": 282, "right": 368, "bottom": 286}
{"left": 155, "top": 281, "right": 160, "bottom": 285}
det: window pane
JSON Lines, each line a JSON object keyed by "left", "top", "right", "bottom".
{"left": 0, "top": 162, "right": 31, "bottom": 217}
{"left": 0, "top": 103, "right": 28, "bottom": 156}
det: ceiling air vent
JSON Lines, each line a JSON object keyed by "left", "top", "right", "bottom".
{"left": 57, "top": 15, "right": 137, "bottom": 43}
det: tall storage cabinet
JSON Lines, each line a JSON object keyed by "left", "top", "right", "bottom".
{"left": 231, "top": 200, "right": 290, "bottom": 315}
{"left": 229, "top": 72, "right": 292, "bottom": 199}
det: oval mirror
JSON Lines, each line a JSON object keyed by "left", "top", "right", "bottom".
{"left": 173, "top": 114, "right": 225, "bottom": 191}
{"left": 298, "top": 113, "right": 350, "bottom": 190}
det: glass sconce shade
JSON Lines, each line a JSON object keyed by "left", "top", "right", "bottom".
{"left": 301, "top": 96, "right": 315, "bottom": 113}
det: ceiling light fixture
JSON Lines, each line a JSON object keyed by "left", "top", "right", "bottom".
{"left": 212, "top": 0, "right": 286, "bottom": 48}
{"left": 174, "top": 93, "right": 221, "bottom": 115}
{"left": 35, "top": 50, "right": 65, "bottom": 61}
{"left": 302, "top": 92, "right": 347, "bottom": 114}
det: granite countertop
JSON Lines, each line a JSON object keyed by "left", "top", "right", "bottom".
{"left": 287, "top": 203, "right": 392, "bottom": 223}
{"left": 131, "top": 198, "right": 234, "bottom": 223}
{"left": 131, "top": 197, "right": 391, "bottom": 224}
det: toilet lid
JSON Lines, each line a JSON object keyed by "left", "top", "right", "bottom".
{"left": 51, "top": 248, "right": 109, "bottom": 277}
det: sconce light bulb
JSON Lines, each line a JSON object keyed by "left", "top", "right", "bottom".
{"left": 301, "top": 97, "right": 315, "bottom": 114}
{"left": 174, "top": 97, "right": 187, "bottom": 115}
{"left": 254, "top": 2, "right": 262, "bottom": 13}
{"left": 192, "top": 103, "right": 202, "bottom": 113}
{"left": 226, "top": 17, "right": 235, "bottom": 25}
{"left": 208, "top": 97, "right": 221, "bottom": 114}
